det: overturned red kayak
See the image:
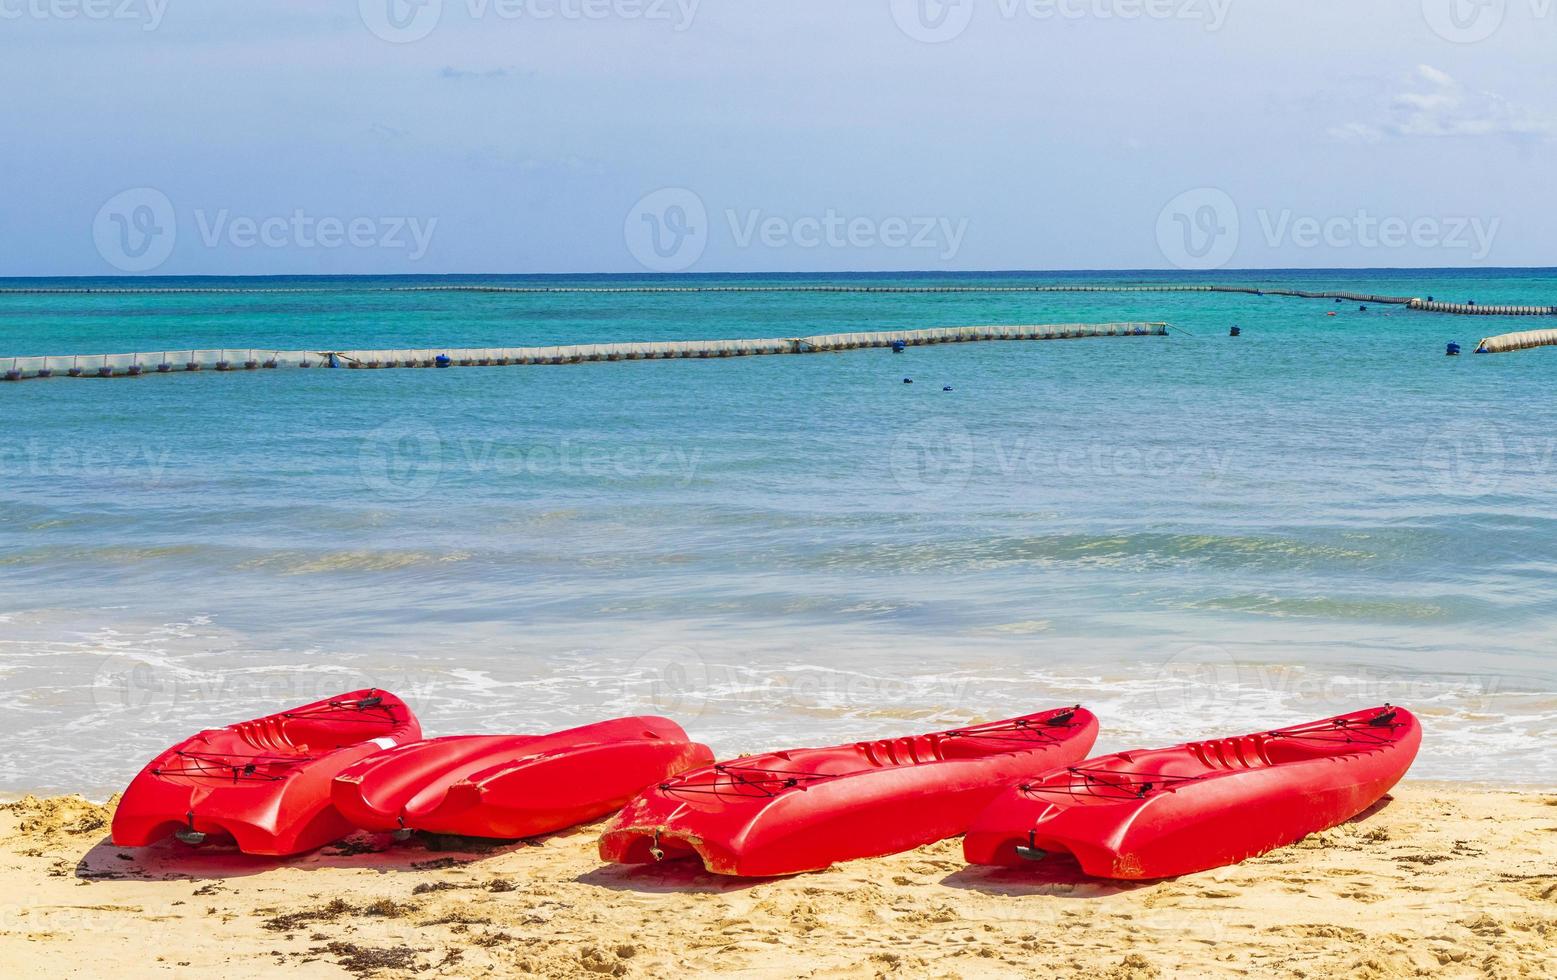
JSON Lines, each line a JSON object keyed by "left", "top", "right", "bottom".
{"left": 331, "top": 716, "right": 713, "bottom": 839}
{"left": 599, "top": 706, "right": 1098, "bottom": 877}
{"left": 964, "top": 705, "right": 1421, "bottom": 880}
{"left": 111, "top": 690, "right": 421, "bottom": 856}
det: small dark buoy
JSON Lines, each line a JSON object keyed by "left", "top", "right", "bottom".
{"left": 892, "top": 340, "right": 907, "bottom": 354}
{"left": 943, "top": 385, "right": 953, "bottom": 392}
{"left": 157, "top": 363, "right": 172, "bottom": 373}
{"left": 1446, "top": 342, "right": 1461, "bottom": 356}
{"left": 127, "top": 365, "right": 144, "bottom": 376}
{"left": 1358, "top": 305, "right": 1368, "bottom": 312}
{"left": 3, "top": 370, "right": 21, "bottom": 382}
{"left": 1427, "top": 295, "right": 1435, "bottom": 302}
{"left": 903, "top": 378, "right": 913, "bottom": 385}
{"left": 36, "top": 368, "right": 52, "bottom": 378}
{"left": 1229, "top": 326, "right": 1241, "bottom": 337}
{"left": 67, "top": 366, "right": 83, "bottom": 377}
{"left": 1467, "top": 299, "right": 1476, "bottom": 307}
{"left": 435, "top": 354, "right": 452, "bottom": 368}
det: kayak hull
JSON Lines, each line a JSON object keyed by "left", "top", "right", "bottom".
{"left": 332, "top": 717, "right": 714, "bottom": 839}
{"left": 600, "top": 706, "right": 1099, "bottom": 877}
{"left": 111, "top": 690, "right": 421, "bottom": 856}
{"left": 964, "top": 706, "right": 1421, "bottom": 879}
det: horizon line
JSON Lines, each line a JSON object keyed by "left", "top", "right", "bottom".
{"left": 3, "top": 266, "right": 1556, "bottom": 282}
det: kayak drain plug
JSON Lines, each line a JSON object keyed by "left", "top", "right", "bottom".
{"left": 1014, "top": 831, "right": 1048, "bottom": 863}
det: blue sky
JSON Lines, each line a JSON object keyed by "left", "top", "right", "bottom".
{"left": 1, "top": 1, "right": 1552, "bottom": 275}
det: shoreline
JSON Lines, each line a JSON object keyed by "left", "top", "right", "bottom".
{"left": 4, "top": 782, "right": 1555, "bottom": 978}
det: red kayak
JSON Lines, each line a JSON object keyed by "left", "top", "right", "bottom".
{"left": 964, "top": 705, "right": 1421, "bottom": 880}
{"left": 112, "top": 690, "right": 421, "bottom": 856}
{"left": 599, "top": 706, "right": 1098, "bottom": 877}
{"left": 331, "top": 716, "right": 713, "bottom": 839}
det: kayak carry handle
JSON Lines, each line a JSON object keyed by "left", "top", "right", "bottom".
{"left": 1367, "top": 706, "right": 1398, "bottom": 728}
{"left": 1044, "top": 706, "right": 1082, "bottom": 727}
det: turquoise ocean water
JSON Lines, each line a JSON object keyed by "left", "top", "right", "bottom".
{"left": 3, "top": 269, "right": 1555, "bottom": 795}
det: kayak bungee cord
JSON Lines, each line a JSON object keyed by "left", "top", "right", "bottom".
{"left": 1020, "top": 767, "right": 1204, "bottom": 801}
{"left": 660, "top": 764, "right": 845, "bottom": 800}
{"left": 152, "top": 750, "right": 314, "bottom": 782}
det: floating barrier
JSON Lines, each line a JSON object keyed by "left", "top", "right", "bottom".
{"left": 1474, "top": 329, "right": 1557, "bottom": 355}
{"left": 1410, "top": 300, "right": 1557, "bottom": 316}
{"left": 0, "top": 322, "right": 1168, "bottom": 382}
{"left": 0, "top": 282, "right": 1548, "bottom": 317}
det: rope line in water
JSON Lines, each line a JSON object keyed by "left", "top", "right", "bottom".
{"left": 0, "top": 322, "right": 1168, "bottom": 382}
{"left": 0, "top": 282, "right": 1549, "bottom": 315}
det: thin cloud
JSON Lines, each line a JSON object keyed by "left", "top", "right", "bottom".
{"left": 1330, "top": 65, "right": 1555, "bottom": 143}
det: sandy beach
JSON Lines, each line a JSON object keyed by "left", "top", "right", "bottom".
{"left": 3, "top": 784, "right": 1553, "bottom": 979}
